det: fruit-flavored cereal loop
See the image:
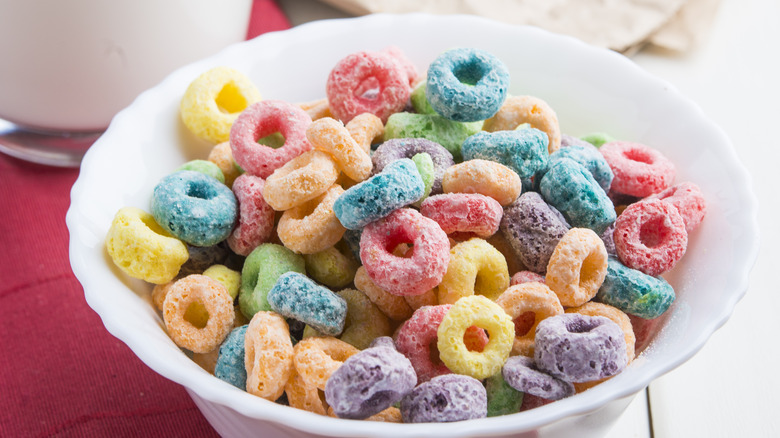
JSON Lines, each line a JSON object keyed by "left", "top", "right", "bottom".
{"left": 239, "top": 243, "right": 305, "bottom": 318}
{"left": 346, "top": 112, "right": 384, "bottom": 154}
{"left": 613, "top": 198, "right": 688, "bottom": 276}
{"left": 105, "top": 207, "right": 189, "bottom": 284}
{"left": 566, "top": 301, "right": 636, "bottom": 361}
{"left": 326, "top": 50, "right": 410, "bottom": 123}
{"left": 285, "top": 367, "right": 327, "bottom": 415}
{"left": 244, "top": 311, "right": 294, "bottom": 400}
{"left": 437, "top": 238, "right": 510, "bottom": 304}
{"left": 162, "top": 275, "right": 235, "bottom": 353}
{"left": 303, "top": 245, "right": 359, "bottom": 289}
{"left": 297, "top": 98, "right": 332, "bottom": 121}
{"left": 307, "top": 117, "right": 373, "bottom": 182}
{"left": 207, "top": 142, "right": 242, "bottom": 187}
{"left": 384, "top": 112, "right": 483, "bottom": 162}
{"left": 596, "top": 258, "right": 676, "bottom": 319}
{"left": 401, "top": 374, "right": 488, "bottom": 423}
{"left": 151, "top": 170, "right": 238, "bottom": 247}
{"left": 421, "top": 193, "right": 503, "bottom": 238}
{"left": 546, "top": 144, "right": 614, "bottom": 193}
{"left": 502, "top": 355, "right": 574, "bottom": 400}
{"left": 263, "top": 150, "right": 340, "bottom": 211}
{"left": 442, "top": 159, "right": 522, "bottom": 206}
{"left": 202, "top": 264, "right": 241, "bottom": 300}
{"left": 646, "top": 181, "right": 707, "bottom": 233}
{"left": 334, "top": 159, "right": 425, "bottom": 230}
{"left": 293, "top": 336, "right": 359, "bottom": 390}
{"left": 461, "top": 129, "right": 549, "bottom": 182}
{"left": 176, "top": 159, "right": 225, "bottom": 184}
{"left": 267, "top": 272, "right": 348, "bottom": 336}
{"left": 371, "top": 138, "right": 455, "bottom": 195}
{"left": 546, "top": 228, "right": 609, "bottom": 307}
{"left": 437, "top": 295, "right": 515, "bottom": 379}
{"left": 334, "top": 288, "right": 391, "bottom": 349}
{"left": 354, "top": 266, "right": 413, "bottom": 321}
{"left": 325, "top": 345, "right": 417, "bottom": 419}
{"left": 426, "top": 48, "right": 509, "bottom": 122}
{"left": 510, "top": 270, "right": 546, "bottom": 286}
{"left": 360, "top": 208, "right": 450, "bottom": 296}
{"left": 483, "top": 95, "right": 562, "bottom": 154}
{"left": 276, "top": 184, "right": 346, "bottom": 254}
{"left": 600, "top": 141, "right": 675, "bottom": 198}
{"left": 180, "top": 66, "right": 262, "bottom": 143}
{"left": 485, "top": 372, "right": 524, "bottom": 417}
{"left": 215, "top": 325, "right": 248, "bottom": 389}
{"left": 495, "top": 282, "right": 564, "bottom": 357}
{"left": 534, "top": 313, "right": 628, "bottom": 383}
{"left": 411, "top": 153, "right": 435, "bottom": 206}
{"left": 230, "top": 100, "right": 313, "bottom": 179}
{"left": 227, "top": 174, "right": 275, "bottom": 256}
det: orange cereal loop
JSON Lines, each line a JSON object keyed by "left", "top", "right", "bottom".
{"left": 354, "top": 266, "right": 413, "bottom": 321}
{"left": 337, "top": 288, "right": 392, "bottom": 349}
{"left": 286, "top": 367, "right": 328, "bottom": 415}
{"left": 546, "top": 228, "right": 608, "bottom": 307}
{"left": 442, "top": 159, "right": 522, "bottom": 206}
{"left": 245, "top": 311, "right": 294, "bottom": 400}
{"left": 263, "top": 150, "right": 339, "bottom": 211}
{"left": 180, "top": 66, "right": 261, "bottom": 143}
{"left": 495, "top": 282, "right": 564, "bottom": 357}
{"left": 404, "top": 288, "right": 438, "bottom": 310}
{"left": 208, "top": 142, "right": 242, "bottom": 187}
{"left": 346, "top": 113, "right": 385, "bottom": 154}
{"left": 327, "top": 406, "right": 403, "bottom": 422}
{"left": 293, "top": 336, "right": 359, "bottom": 390}
{"left": 482, "top": 95, "right": 561, "bottom": 154}
{"left": 298, "top": 98, "right": 332, "bottom": 121}
{"left": 307, "top": 117, "right": 373, "bottom": 182}
{"left": 277, "top": 184, "right": 346, "bottom": 254}
{"left": 567, "top": 301, "right": 636, "bottom": 361}
{"left": 152, "top": 281, "right": 175, "bottom": 311}
{"left": 162, "top": 275, "right": 235, "bottom": 353}
{"left": 438, "top": 238, "right": 510, "bottom": 305}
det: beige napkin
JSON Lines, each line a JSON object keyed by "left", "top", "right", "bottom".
{"left": 316, "top": 0, "right": 721, "bottom": 53}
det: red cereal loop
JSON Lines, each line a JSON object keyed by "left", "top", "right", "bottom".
{"left": 230, "top": 100, "right": 313, "bottom": 179}
{"left": 379, "top": 45, "right": 420, "bottom": 86}
{"left": 511, "top": 271, "right": 546, "bottom": 286}
{"left": 360, "top": 208, "right": 450, "bottom": 296}
{"left": 420, "top": 193, "right": 503, "bottom": 238}
{"left": 646, "top": 182, "right": 707, "bottom": 233}
{"left": 227, "top": 174, "right": 275, "bottom": 256}
{"left": 600, "top": 141, "right": 675, "bottom": 197}
{"left": 395, "top": 305, "right": 488, "bottom": 384}
{"left": 614, "top": 198, "right": 688, "bottom": 276}
{"left": 326, "top": 51, "right": 410, "bottom": 124}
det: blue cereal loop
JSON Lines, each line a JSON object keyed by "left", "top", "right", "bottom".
{"left": 267, "top": 272, "right": 347, "bottom": 336}
{"left": 461, "top": 129, "right": 549, "bottom": 181}
{"left": 426, "top": 48, "right": 509, "bottom": 122}
{"left": 333, "top": 158, "right": 424, "bottom": 230}
{"left": 151, "top": 170, "right": 237, "bottom": 246}
{"left": 545, "top": 144, "right": 614, "bottom": 193}
{"left": 215, "top": 325, "right": 248, "bottom": 390}
{"left": 596, "top": 258, "right": 676, "bottom": 319}
{"left": 539, "top": 158, "right": 616, "bottom": 235}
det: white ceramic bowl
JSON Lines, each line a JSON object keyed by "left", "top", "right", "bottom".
{"left": 67, "top": 13, "right": 759, "bottom": 438}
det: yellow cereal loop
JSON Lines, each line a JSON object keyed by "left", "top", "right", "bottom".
{"left": 105, "top": 207, "right": 189, "bottom": 284}
{"left": 438, "top": 238, "right": 510, "bottom": 305}
{"left": 495, "top": 282, "right": 564, "bottom": 357}
{"left": 277, "top": 184, "right": 346, "bottom": 254}
{"left": 293, "top": 336, "right": 359, "bottom": 390}
{"left": 207, "top": 142, "right": 242, "bottom": 187}
{"left": 354, "top": 266, "right": 413, "bottom": 321}
{"left": 346, "top": 112, "right": 385, "bottom": 154}
{"left": 482, "top": 95, "right": 562, "bottom": 154}
{"left": 202, "top": 264, "right": 241, "bottom": 300}
{"left": 442, "top": 159, "right": 522, "bottom": 206}
{"left": 245, "top": 311, "right": 294, "bottom": 400}
{"left": 162, "top": 275, "right": 235, "bottom": 353}
{"left": 336, "top": 288, "right": 392, "bottom": 349}
{"left": 180, "top": 66, "right": 262, "bottom": 143}
{"left": 307, "top": 117, "right": 373, "bottom": 182}
{"left": 437, "top": 295, "right": 514, "bottom": 380}
{"left": 546, "top": 228, "right": 609, "bottom": 307}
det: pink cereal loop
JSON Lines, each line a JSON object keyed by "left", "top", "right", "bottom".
{"left": 420, "top": 193, "right": 504, "bottom": 238}
{"left": 600, "top": 141, "right": 675, "bottom": 198}
{"left": 307, "top": 117, "right": 373, "bottom": 182}
{"left": 645, "top": 181, "right": 707, "bottom": 233}
{"left": 510, "top": 270, "right": 546, "bottom": 286}
{"left": 162, "top": 275, "right": 235, "bottom": 354}
{"left": 379, "top": 45, "right": 420, "bottom": 86}
{"left": 245, "top": 311, "right": 294, "bottom": 400}
{"left": 230, "top": 100, "right": 313, "bottom": 179}
{"left": 227, "top": 174, "right": 275, "bottom": 256}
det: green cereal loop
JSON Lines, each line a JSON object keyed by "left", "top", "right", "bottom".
{"left": 203, "top": 264, "right": 241, "bottom": 300}
{"left": 485, "top": 372, "right": 524, "bottom": 417}
{"left": 239, "top": 243, "right": 305, "bottom": 319}
{"left": 176, "top": 159, "right": 226, "bottom": 184}
{"left": 411, "top": 152, "right": 435, "bottom": 207}
{"left": 384, "top": 112, "right": 482, "bottom": 162}
{"left": 303, "top": 245, "right": 359, "bottom": 289}
{"left": 410, "top": 80, "right": 435, "bottom": 114}
{"left": 580, "top": 132, "right": 616, "bottom": 148}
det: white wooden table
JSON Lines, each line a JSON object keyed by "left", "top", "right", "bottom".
{"left": 277, "top": 1, "right": 778, "bottom": 435}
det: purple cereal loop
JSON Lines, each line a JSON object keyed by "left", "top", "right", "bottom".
{"left": 502, "top": 355, "right": 574, "bottom": 400}
{"left": 372, "top": 138, "right": 455, "bottom": 194}
{"left": 400, "top": 374, "right": 487, "bottom": 423}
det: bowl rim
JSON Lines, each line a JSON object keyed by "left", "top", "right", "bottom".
{"left": 67, "top": 12, "right": 760, "bottom": 437}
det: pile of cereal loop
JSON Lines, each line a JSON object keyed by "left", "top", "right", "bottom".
{"left": 106, "top": 46, "right": 706, "bottom": 423}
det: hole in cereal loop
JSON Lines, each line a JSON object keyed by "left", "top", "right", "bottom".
{"left": 216, "top": 81, "right": 248, "bottom": 114}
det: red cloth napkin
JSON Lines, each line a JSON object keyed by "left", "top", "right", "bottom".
{"left": 0, "top": 2, "right": 289, "bottom": 436}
